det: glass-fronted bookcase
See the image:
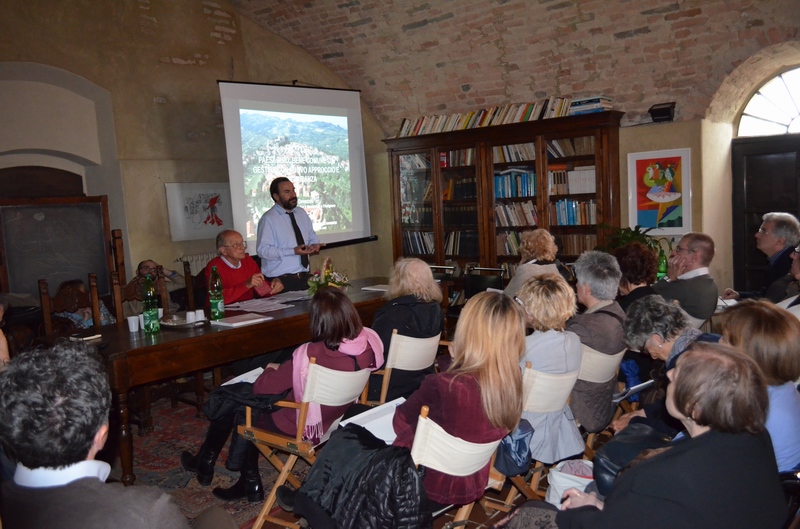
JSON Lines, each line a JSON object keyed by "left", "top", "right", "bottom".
{"left": 386, "top": 111, "right": 623, "bottom": 286}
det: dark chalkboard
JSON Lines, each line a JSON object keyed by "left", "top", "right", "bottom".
{"left": 0, "top": 197, "right": 113, "bottom": 297}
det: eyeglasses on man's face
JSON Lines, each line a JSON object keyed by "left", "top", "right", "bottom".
{"left": 673, "top": 245, "right": 695, "bottom": 254}
{"left": 224, "top": 241, "right": 247, "bottom": 250}
{"left": 139, "top": 265, "right": 156, "bottom": 272}
{"left": 758, "top": 227, "right": 774, "bottom": 236}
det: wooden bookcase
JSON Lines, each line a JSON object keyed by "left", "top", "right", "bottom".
{"left": 384, "top": 111, "right": 623, "bottom": 279}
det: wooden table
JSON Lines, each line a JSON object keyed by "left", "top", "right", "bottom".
{"left": 91, "top": 278, "right": 385, "bottom": 485}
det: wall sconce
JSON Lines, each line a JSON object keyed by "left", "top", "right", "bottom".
{"left": 648, "top": 102, "right": 676, "bottom": 123}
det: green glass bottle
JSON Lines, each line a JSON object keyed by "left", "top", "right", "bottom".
{"left": 657, "top": 247, "right": 668, "bottom": 281}
{"left": 208, "top": 266, "right": 224, "bottom": 320}
{"left": 142, "top": 276, "right": 160, "bottom": 334}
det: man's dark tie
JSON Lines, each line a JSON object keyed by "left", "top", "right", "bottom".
{"left": 288, "top": 211, "right": 309, "bottom": 268}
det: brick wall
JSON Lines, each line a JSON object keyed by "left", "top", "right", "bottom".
{"left": 232, "top": 0, "right": 800, "bottom": 132}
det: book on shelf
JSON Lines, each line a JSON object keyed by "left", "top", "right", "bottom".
{"left": 556, "top": 233, "right": 598, "bottom": 256}
{"left": 394, "top": 95, "right": 614, "bottom": 137}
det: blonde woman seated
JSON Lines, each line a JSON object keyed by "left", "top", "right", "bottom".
{"left": 393, "top": 291, "right": 525, "bottom": 507}
{"left": 504, "top": 229, "right": 570, "bottom": 298}
{"left": 516, "top": 274, "right": 584, "bottom": 464}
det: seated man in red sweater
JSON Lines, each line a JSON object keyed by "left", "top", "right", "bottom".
{"left": 205, "top": 230, "right": 284, "bottom": 304}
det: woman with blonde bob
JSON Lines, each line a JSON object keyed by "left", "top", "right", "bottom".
{"left": 504, "top": 229, "right": 569, "bottom": 297}
{"left": 719, "top": 299, "right": 800, "bottom": 471}
{"left": 392, "top": 291, "right": 525, "bottom": 506}
{"left": 368, "top": 257, "right": 444, "bottom": 400}
{"left": 516, "top": 273, "right": 584, "bottom": 463}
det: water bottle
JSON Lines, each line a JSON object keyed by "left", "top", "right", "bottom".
{"left": 208, "top": 266, "right": 224, "bottom": 320}
{"left": 657, "top": 247, "right": 668, "bottom": 281}
{"left": 142, "top": 276, "right": 160, "bottom": 334}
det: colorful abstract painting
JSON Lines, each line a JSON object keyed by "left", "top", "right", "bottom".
{"left": 627, "top": 148, "right": 691, "bottom": 236}
{"left": 165, "top": 183, "right": 233, "bottom": 241}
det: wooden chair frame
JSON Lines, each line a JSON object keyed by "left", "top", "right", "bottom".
{"left": 238, "top": 358, "right": 371, "bottom": 529}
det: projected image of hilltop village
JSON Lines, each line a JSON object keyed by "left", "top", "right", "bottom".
{"left": 240, "top": 110, "right": 352, "bottom": 238}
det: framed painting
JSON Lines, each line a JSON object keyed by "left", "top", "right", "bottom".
{"left": 627, "top": 148, "right": 691, "bottom": 236}
{"left": 165, "top": 183, "right": 233, "bottom": 241}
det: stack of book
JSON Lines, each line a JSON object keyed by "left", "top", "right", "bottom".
{"left": 568, "top": 96, "right": 613, "bottom": 116}
{"left": 395, "top": 96, "right": 577, "bottom": 138}
{"left": 494, "top": 201, "right": 538, "bottom": 228}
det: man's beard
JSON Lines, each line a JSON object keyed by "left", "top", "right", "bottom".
{"left": 281, "top": 197, "right": 298, "bottom": 210}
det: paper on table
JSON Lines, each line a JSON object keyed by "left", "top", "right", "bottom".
{"left": 222, "top": 367, "right": 264, "bottom": 386}
{"left": 209, "top": 313, "right": 272, "bottom": 327}
{"left": 340, "top": 397, "right": 406, "bottom": 444}
{"left": 361, "top": 284, "right": 389, "bottom": 292}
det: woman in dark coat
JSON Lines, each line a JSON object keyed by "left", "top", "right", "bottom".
{"left": 368, "top": 257, "right": 443, "bottom": 401}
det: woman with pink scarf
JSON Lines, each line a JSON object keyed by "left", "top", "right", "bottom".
{"left": 181, "top": 287, "right": 383, "bottom": 503}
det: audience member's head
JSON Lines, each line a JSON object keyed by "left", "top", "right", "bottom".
{"left": 56, "top": 279, "right": 86, "bottom": 294}
{"left": 136, "top": 260, "right": 160, "bottom": 279}
{"left": 451, "top": 291, "right": 525, "bottom": 431}
{"left": 718, "top": 299, "right": 800, "bottom": 386}
{"left": 215, "top": 230, "right": 248, "bottom": 265}
{"left": 669, "top": 342, "right": 768, "bottom": 435}
{"left": 516, "top": 273, "right": 576, "bottom": 332}
{"left": 573, "top": 250, "right": 622, "bottom": 302}
{"left": 0, "top": 342, "right": 111, "bottom": 469}
{"left": 676, "top": 232, "right": 715, "bottom": 268}
{"left": 519, "top": 229, "right": 558, "bottom": 264}
{"left": 309, "top": 287, "right": 363, "bottom": 351}
{"left": 612, "top": 242, "right": 658, "bottom": 291}
{"left": 760, "top": 212, "right": 800, "bottom": 253}
{"left": 385, "top": 257, "right": 443, "bottom": 303}
{"left": 623, "top": 294, "right": 689, "bottom": 358}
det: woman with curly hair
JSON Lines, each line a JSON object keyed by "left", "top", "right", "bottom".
{"left": 504, "top": 229, "right": 570, "bottom": 298}
{"left": 611, "top": 242, "right": 658, "bottom": 312}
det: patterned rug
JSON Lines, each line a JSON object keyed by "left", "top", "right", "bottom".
{"left": 108, "top": 400, "right": 309, "bottom": 528}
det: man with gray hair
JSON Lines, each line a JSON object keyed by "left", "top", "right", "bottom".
{"left": 723, "top": 212, "right": 800, "bottom": 303}
{"left": 0, "top": 342, "right": 236, "bottom": 529}
{"left": 566, "top": 250, "right": 626, "bottom": 433}
{"left": 652, "top": 232, "right": 718, "bottom": 321}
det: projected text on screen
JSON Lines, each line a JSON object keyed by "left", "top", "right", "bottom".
{"left": 240, "top": 109, "right": 351, "bottom": 239}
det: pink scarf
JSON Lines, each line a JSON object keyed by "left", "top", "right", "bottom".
{"left": 291, "top": 327, "right": 384, "bottom": 441}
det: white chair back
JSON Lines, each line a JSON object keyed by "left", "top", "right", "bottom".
{"left": 578, "top": 346, "right": 625, "bottom": 384}
{"left": 411, "top": 409, "right": 501, "bottom": 477}
{"left": 386, "top": 330, "right": 442, "bottom": 371}
{"left": 522, "top": 365, "right": 579, "bottom": 413}
{"left": 302, "top": 362, "right": 371, "bottom": 406}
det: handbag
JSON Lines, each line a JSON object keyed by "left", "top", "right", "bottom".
{"left": 494, "top": 419, "right": 534, "bottom": 477}
{"left": 545, "top": 460, "right": 594, "bottom": 506}
{"left": 592, "top": 422, "right": 672, "bottom": 496}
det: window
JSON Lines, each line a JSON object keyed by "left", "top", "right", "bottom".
{"left": 738, "top": 66, "right": 800, "bottom": 137}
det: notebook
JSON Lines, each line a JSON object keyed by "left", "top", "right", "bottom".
{"left": 209, "top": 313, "right": 272, "bottom": 328}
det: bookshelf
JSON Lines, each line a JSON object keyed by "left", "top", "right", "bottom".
{"left": 385, "top": 111, "right": 623, "bottom": 283}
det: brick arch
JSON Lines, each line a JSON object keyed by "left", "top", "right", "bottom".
{"left": 706, "top": 40, "right": 800, "bottom": 125}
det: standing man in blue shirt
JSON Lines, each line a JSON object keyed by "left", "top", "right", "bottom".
{"left": 257, "top": 177, "right": 322, "bottom": 291}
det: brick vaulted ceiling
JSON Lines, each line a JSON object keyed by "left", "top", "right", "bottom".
{"left": 229, "top": 0, "right": 800, "bottom": 135}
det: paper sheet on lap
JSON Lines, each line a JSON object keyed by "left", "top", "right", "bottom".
{"left": 340, "top": 397, "right": 406, "bottom": 444}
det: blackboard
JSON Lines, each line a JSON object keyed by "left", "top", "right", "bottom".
{"left": 0, "top": 197, "right": 113, "bottom": 297}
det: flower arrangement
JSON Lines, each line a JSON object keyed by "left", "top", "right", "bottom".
{"left": 307, "top": 257, "right": 349, "bottom": 295}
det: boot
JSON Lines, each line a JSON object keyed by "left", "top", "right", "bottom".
{"left": 212, "top": 443, "right": 264, "bottom": 503}
{"left": 180, "top": 417, "right": 232, "bottom": 486}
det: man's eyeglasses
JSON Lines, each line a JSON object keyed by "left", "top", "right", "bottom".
{"left": 758, "top": 228, "right": 773, "bottom": 236}
{"left": 223, "top": 241, "right": 247, "bottom": 250}
{"left": 673, "top": 245, "right": 695, "bottom": 254}
{"left": 139, "top": 266, "right": 156, "bottom": 272}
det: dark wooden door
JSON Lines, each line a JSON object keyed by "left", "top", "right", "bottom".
{"left": 732, "top": 134, "right": 800, "bottom": 292}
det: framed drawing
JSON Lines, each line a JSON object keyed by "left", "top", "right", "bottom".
{"left": 627, "top": 148, "right": 691, "bottom": 236}
{"left": 165, "top": 183, "right": 233, "bottom": 241}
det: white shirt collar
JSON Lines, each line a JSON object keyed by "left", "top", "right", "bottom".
{"left": 677, "top": 267, "right": 709, "bottom": 280}
{"left": 220, "top": 255, "right": 242, "bottom": 270}
{"left": 14, "top": 460, "right": 110, "bottom": 488}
